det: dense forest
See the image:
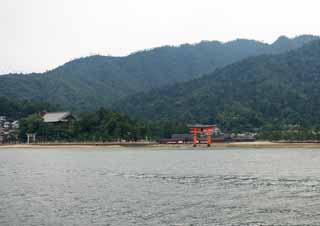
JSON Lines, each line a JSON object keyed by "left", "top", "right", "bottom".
{"left": 0, "top": 35, "right": 318, "bottom": 112}
{"left": 19, "top": 108, "right": 188, "bottom": 142}
{"left": 0, "top": 97, "right": 58, "bottom": 120}
{"left": 115, "top": 40, "right": 320, "bottom": 133}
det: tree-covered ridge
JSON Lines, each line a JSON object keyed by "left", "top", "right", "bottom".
{"left": 115, "top": 40, "right": 320, "bottom": 132}
{"left": 0, "top": 97, "right": 58, "bottom": 120}
{"left": 0, "top": 35, "right": 318, "bottom": 111}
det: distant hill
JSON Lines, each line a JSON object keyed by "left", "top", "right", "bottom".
{"left": 115, "top": 40, "right": 320, "bottom": 132}
{"left": 0, "top": 97, "right": 58, "bottom": 120}
{"left": 0, "top": 35, "right": 318, "bottom": 111}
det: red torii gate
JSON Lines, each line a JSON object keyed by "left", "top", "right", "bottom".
{"left": 188, "top": 124, "right": 216, "bottom": 147}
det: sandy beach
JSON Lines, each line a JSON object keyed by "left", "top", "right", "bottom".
{"left": 2, "top": 141, "right": 320, "bottom": 149}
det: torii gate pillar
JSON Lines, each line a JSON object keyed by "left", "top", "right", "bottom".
{"left": 193, "top": 128, "right": 197, "bottom": 147}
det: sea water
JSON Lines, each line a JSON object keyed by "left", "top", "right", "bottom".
{"left": 1, "top": 147, "right": 320, "bottom": 225}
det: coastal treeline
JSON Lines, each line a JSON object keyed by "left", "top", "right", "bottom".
{"left": 18, "top": 108, "right": 320, "bottom": 142}
{"left": 0, "top": 98, "right": 320, "bottom": 142}
{"left": 256, "top": 129, "right": 320, "bottom": 141}
{"left": 18, "top": 108, "right": 188, "bottom": 142}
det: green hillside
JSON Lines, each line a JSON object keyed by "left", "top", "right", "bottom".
{"left": 0, "top": 35, "right": 318, "bottom": 111}
{"left": 115, "top": 40, "right": 320, "bottom": 132}
{"left": 0, "top": 97, "right": 58, "bottom": 120}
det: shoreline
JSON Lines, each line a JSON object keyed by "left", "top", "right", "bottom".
{"left": 2, "top": 141, "right": 320, "bottom": 149}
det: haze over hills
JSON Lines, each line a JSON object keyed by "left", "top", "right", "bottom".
{"left": 116, "top": 40, "right": 320, "bottom": 132}
{"left": 0, "top": 35, "right": 318, "bottom": 111}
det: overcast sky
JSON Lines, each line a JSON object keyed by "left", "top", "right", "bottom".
{"left": 1, "top": 0, "right": 319, "bottom": 74}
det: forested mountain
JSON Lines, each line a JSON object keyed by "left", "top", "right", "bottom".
{"left": 115, "top": 40, "right": 320, "bottom": 132}
{"left": 0, "top": 35, "right": 318, "bottom": 111}
{"left": 0, "top": 97, "right": 58, "bottom": 120}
